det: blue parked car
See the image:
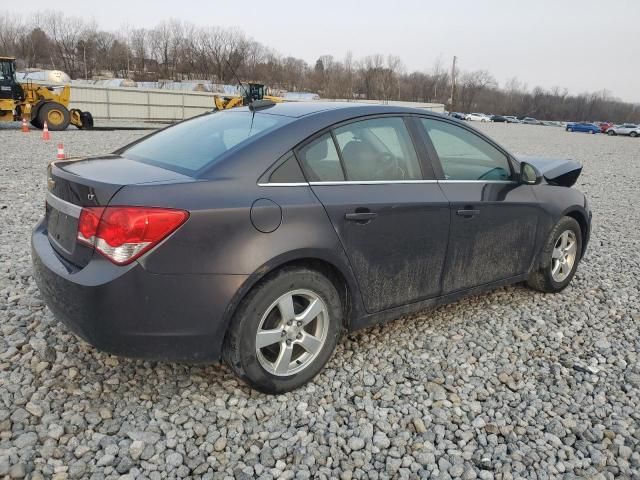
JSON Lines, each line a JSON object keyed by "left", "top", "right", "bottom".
{"left": 566, "top": 122, "right": 600, "bottom": 134}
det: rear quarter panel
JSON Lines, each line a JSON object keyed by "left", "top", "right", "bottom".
{"left": 110, "top": 178, "right": 369, "bottom": 328}
{"left": 110, "top": 180, "right": 352, "bottom": 277}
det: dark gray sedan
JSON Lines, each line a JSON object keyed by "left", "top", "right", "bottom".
{"left": 32, "top": 102, "right": 591, "bottom": 393}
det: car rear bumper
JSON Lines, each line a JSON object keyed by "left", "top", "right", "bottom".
{"left": 31, "top": 218, "right": 247, "bottom": 363}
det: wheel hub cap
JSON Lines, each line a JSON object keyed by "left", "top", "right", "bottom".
{"left": 255, "top": 289, "right": 329, "bottom": 377}
{"left": 551, "top": 230, "right": 577, "bottom": 282}
{"left": 48, "top": 110, "right": 63, "bottom": 125}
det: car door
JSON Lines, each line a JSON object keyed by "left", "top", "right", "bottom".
{"left": 296, "top": 116, "right": 450, "bottom": 313}
{"left": 417, "top": 117, "right": 541, "bottom": 294}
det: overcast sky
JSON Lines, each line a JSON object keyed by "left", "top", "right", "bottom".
{"left": 6, "top": 0, "right": 639, "bottom": 102}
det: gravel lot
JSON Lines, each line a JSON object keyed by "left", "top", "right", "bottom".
{"left": 1, "top": 122, "right": 639, "bottom": 480}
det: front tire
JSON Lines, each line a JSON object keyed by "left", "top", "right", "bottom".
{"left": 38, "top": 102, "right": 70, "bottom": 131}
{"left": 630, "top": 131, "right": 638, "bottom": 138}
{"left": 527, "top": 217, "right": 582, "bottom": 293}
{"left": 607, "top": 130, "right": 616, "bottom": 136}
{"left": 223, "top": 267, "right": 342, "bottom": 393}
{"left": 567, "top": 127, "right": 573, "bottom": 132}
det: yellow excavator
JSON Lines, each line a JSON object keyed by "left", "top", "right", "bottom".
{"left": 0, "top": 56, "right": 93, "bottom": 130}
{"left": 213, "top": 83, "right": 283, "bottom": 110}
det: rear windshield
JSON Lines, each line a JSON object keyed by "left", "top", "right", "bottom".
{"left": 123, "top": 111, "right": 290, "bottom": 174}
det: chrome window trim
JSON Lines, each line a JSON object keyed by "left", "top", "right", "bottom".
{"left": 438, "top": 180, "right": 516, "bottom": 184}
{"left": 257, "top": 182, "right": 310, "bottom": 187}
{"left": 46, "top": 191, "right": 83, "bottom": 218}
{"left": 310, "top": 180, "right": 439, "bottom": 186}
{"left": 257, "top": 179, "right": 518, "bottom": 186}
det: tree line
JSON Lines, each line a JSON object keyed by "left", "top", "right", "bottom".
{"left": 1, "top": 10, "right": 638, "bottom": 123}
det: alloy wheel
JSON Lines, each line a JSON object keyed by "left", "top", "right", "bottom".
{"left": 551, "top": 230, "right": 577, "bottom": 282}
{"left": 255, "top": 289, "right": 329, "bottom": 376}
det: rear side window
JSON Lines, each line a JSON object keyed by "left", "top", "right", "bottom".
{"left": 268, "top": 153, "right": 306, "bottom": 183}
{"left": 420, "top": 118, "right": 512, "bottom": 181}
{"left": 298, "top": 133, "right": 345, "bottom": 181}
{"left": 124, "top": 111, "right": 290, "bottom": 174}
{"left": 334, "top": 117, "right": 421, "bottom": 181}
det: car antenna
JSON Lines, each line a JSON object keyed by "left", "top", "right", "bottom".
{"left": 223, "top": 53, "right": 275, "bottom": 111}
{"left": 223, "top": 55, "right": 250, "bottom": 102}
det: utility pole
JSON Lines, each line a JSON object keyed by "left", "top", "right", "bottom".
{"left": 83, "top": 44, "right": 88, "bottom": 80}
{"left": 449, "top": 55, "right": 457, "bottom": 114}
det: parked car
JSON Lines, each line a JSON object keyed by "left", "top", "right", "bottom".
{"left": 465, "top": 112, "right": 491, "bottom": 122}
{"left": 449, "top": 112, "right": 467, "bottom": 121}
{"left": 541, "top": 121, "right": 563, "bottom": 127}
{"left": 504, "top": 116, "right": 521, "bottom": 123}
{"left": 599, "top": 122, "right": 614, "bottom": 133}
{"left": 521, "top": 117, "right": 542, "bottom": 125}
{"left": 32, "top": 102, "right": 591, "bottom": 393}
{"left": 606, "top": 123, "right": 639, "bottom": 137}
{"left": 566, "top": 122, "right": 600, "bottom": 134}
{"left": 491, "top": 115, "right": 508, "bottom": 122}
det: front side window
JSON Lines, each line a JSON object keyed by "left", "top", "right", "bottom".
{"left": 420, "top": 118, "right": 512, "bottom": 181}
{"left": 297, "top": 133, "right": 344, "bottom": 182}
{"left": 124, "top": 111, "right": 291, "bottom": 174}
{"left": 333, "top": 117, "right": 422, "bottom": 181}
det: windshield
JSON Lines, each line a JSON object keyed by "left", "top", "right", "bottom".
{"left": 0, "top": 60, "right": 15, "bottom": 81}
{"left": 124, "top": 111, "right": 291, "bottom": 174}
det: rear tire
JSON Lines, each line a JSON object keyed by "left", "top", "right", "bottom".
{"left": 38, "top": 102, "right": 70, "bottom": 131}
{"left": 630, "top": 131, "right": 638, "bottom": 138}
{"left": 80, "top": 111, "right": 94, "bottom": 129}
{"left": 607, "top": 130, "right": 616, "bottom": 136}
{"left": 223, "top": 267, "right": 342, "bottom": 394}
{"left": 567, "top": 127, "right": 573, "bottom": 132}
{"left": 527, "top": 216, "right": 582, "bottom": 293}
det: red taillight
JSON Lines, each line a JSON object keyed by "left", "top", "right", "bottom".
{"left": 77, "top": 206, "right": 189, "bottom": 265}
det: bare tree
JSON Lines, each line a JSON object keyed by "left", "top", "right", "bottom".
{"left": 0, "top": 12, "right": 23, "bottom": 58}
{"left": 43, "top": 11, "right": 90, "bottom": 77}
{"left": 1, "top": 10, "right": 638, "bottom": 123}
{"left": 458, "top": 70, "right": 496, "bottom": 111}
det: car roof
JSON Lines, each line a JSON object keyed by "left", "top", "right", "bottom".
{"left": 204, "top": 102, "right": 453, "bottom": 179}
{"left": 229, "top": 101, "right": 443, "bottom": 119}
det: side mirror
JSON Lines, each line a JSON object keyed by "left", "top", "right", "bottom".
{"left": 520, "top": 162, "right": 542, "bottom": 185}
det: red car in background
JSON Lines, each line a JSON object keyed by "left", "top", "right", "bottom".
{"left": 599, "top": 122, "right": 614, "bottom": 133}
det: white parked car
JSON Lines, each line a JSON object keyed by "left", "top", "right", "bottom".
{"left": 504, "top": 116, "right": 521, "bottom": 123}
{"left": 606, "top": 124, "right": 639, "bottom": 137}
{"left": 465, "top": 113, "right": 491, "bottom": 122}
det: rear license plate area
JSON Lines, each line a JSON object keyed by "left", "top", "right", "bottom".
{"left": 47, "top": 204, "right": 78, "bottom": 254}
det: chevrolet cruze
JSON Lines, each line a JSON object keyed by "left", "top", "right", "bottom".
{"left": 32, "top": 102, "right": 591, "bottom": 393}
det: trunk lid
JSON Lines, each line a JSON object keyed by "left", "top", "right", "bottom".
{"left": 518, "top": 155, "right": 583, "bottom": 187}
{"left": 46, "top": 155, "right": 192, "bottom": 268}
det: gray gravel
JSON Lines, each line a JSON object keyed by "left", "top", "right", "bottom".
{"left": 1, "top": 122, "right": 639, "bottom": 479}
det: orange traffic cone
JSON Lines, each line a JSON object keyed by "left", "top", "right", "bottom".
{"left": 56, "top": 143, "right": 65, "bottom": 160}
{"left": 42, "top": 122, "right": 51, "bottom": 141}
{"left": 21, "top": 118, "right": 29, "bottom": 133}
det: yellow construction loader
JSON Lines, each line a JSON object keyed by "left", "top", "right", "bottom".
{"left": 213, "top": 83, "right": 283, "bottom": 110}
{"left": 0, "top": 56, "right": 93, "bottom": 130}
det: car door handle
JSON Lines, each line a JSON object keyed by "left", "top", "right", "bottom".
{"left": 345, "top": 212, "right": 378, "bottom": 222}
{"left": 456, "top": 209, "right": 480, "bottom": 217}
